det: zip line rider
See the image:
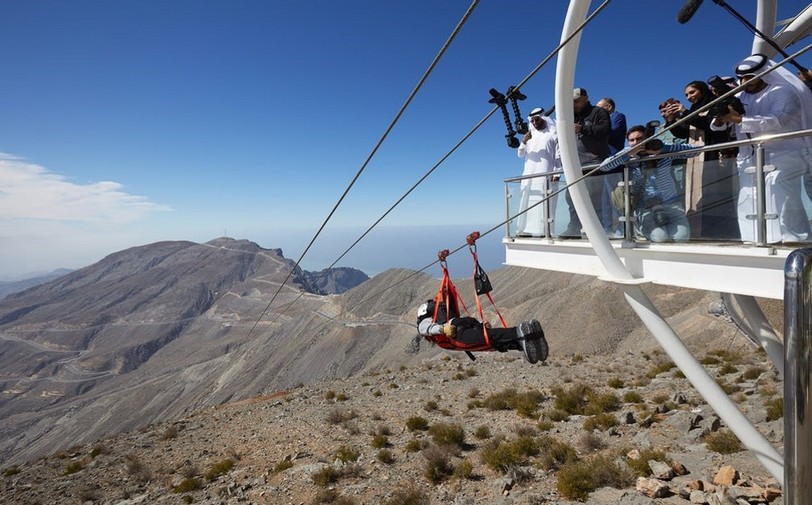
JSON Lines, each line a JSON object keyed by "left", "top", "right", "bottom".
{"left": 416, "top": 301, "right": 548, "bottom": 364}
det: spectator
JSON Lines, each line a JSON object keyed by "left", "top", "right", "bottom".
{"left": 599, "top": 125, "right": 698, "bottom": 242}
{"left": 559, "top": 87, "right": 611, "bottom": 238}
{"left": 712, "top": 54, "right": 812, "bottom": 243}
{"left": 516, "top": 108, "right": 560, "bottom": 237}
{"left": 662, "top": 80, "right": 739, "bottom": 240}
{"left": 597, "top": 97, "right": 628, "bottom": 236}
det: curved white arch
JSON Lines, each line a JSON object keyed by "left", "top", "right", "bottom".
{"left": 555, "top": 0, "right": 783, "bottom": 482}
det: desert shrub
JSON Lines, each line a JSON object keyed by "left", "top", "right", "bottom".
{"left": 312, "top": 489, "right": 358, "bottom": 505}
{"left": 453, "top": 458, "right": 475, "bottom": 480}
{"left": 627, "top": 448, "right": 669, "bottom": 477}
{"left": 383, "top": 487, "right": 429, "bottom": 505}
{"left": 428, "top": 422, "right": 465, "bottom": 449}
{"left": 480, "top": 435, "right": 538, "bottom": 473}
{"left": 578, "top": 432, "right": 604, "bottom": 452}
{"left": 371, "top": 434, "right": 390, "bottom": 449}
{"left": 651, "top": 392, "right": 670, "bottom": 404}
{"left": 536, "top": 434, "right": 578, "bottom": 471}
{"left": 336, "top": 392, "right": 349, "bottom": 401}
{"left": 646, "top": 361, "right": 676, "bottom": 378}
{"left": 465, "top": 368, "right": 477, "bottom": 377}
{"left": 584, "top": 392, "right": 621, "bottom": 415}
{"left": 704, "top": 430, "right": 744, "bottom": 454}
{"left": 326, "top": 407, "right": 357, "bottom": 425}
{"left": 312, "top": 466, "right": 341, "bottom": 487}
{"left": 89, "top": 444, "right": 108, "bottom": 458}
{"left": 765, "top": 396, "right": 784, "bottom": 421}
{"left": 622, "top": 391, "right": 643, "bottom": 403}
{"left": 377, "top": 449, "right": 395, "bottom": 464}
{"left": 64, "top": 461, "right": 83, "bottom": 475}
{"left": 405, "top": 439, "right": 426, "bottom": 452}
{"left": 552, "top": 383, "right": 592, "bottom": 414}
{"left": 467, "top": 387, "right": 480, "bottom": 398}
{"left": 466, "top": 400, "right": 483, "bottom": 410}
{"left": 334, "top": 445, "right": 359, "bottom": 463}
{"left": 324, "top": 390, "right": 336, "bottom": 400}
{"left": 161, "top": 425, "right": 179, "bottom": 440}
{"left": 743, "top": 366, "right": 765, "bottom": 380}
{"left": 3, "top": 466, "right": 21, "bottom": 476}
{"left": 483, "top": 388, "right": 544, "bottom": 417}
{"left": 700, "top": 355, "right": 721, "bottom": 365}
{"left": 273, "top": 458, "right": 294, "bottom": 474}
{"left": 172, "top": 477, "right": 202, "bottom": 493}
{"left": 373, "top": 390, "right": 382, "bottom": 397}
{"left": 389, "top": 383, "right": 399, "bottom": 389}
{"left": 525, "top": 416, "right": 549, "bottom": 432}
{"left": 180, "top": 462, "right": 199, "bottom": 479}
{"left": 607, "top": 377, "right": 625, "bottom": 389}
{"left": 716, "top": 379, "right": 740, "bottom": 395}
{"left": 423, "top": 445, "right": 453, "bottom": 483}
{"left": 718, "top": 363, "right": 739, "bottom": 375}
{"left": 406, "top": 416, "right": 430, "bottom": 432}
{"left": 124, "top": 453, "right": 151, "bottom": 482}
{"left": 473, "top": 425, "right": 491, "bottom": 440}
{"left": 553, "top": 383, "right": 620, "bottom": 416}
{"left": 424, "top": 400, "right": 438, "bottom": 411}
{"left": 556, "top": 453, "right": 634, "bottom": 501}
{"left": 544, "top": 409, "right": 570, "bottom": 422}
{"left": 205, "top": 459, "right": 234, "bottom": 481}
{"left": 583, "top": 413, "right": 617, "bottom": 432}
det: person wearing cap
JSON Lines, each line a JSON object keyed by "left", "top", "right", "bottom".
{"left": 711, "top": 54, "right": 812, "bottom": 243}
{"left": 516, "top": 108, "right": 560, "bottom": 237}
{"left": 560, "top": 87, "right": 612, "bottom": 238}
{"left": 415, "top": 300, "right": 549, "bottom": 364}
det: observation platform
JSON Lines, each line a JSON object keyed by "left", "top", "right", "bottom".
{"left": 503, "top": 237, "right": 791, "bottom": 300}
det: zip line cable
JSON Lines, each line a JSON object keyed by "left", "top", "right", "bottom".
{"left": 263, "top": 1, "right": 613, "bottom": 330}
{"left": 304, "top": 43, "right": 812, "bottom": 333}
{"left": 245, "top": 0, "right": 481, "bottom": 340}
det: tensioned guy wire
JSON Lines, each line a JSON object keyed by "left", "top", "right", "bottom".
{"left": 245, "top": 0, "right": 481, "bottom": 340}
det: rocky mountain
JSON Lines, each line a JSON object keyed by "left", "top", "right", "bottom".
{"left": 0, "top": 237, "right": 373, "bottom": 465}
{"left": 0, "top": 340, "right": 783, "bottom": 504}
{"left": 301, "top": 267, "right": 370, "bottom": 295}
{"left": 0, "top": 235, "right": 784, "bottom": 495}
{"left": 0, "top": 268, "right": 73, "bottom": 301}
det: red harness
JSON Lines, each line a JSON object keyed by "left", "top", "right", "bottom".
{"left": 424, "top": 232, "right": 507, "bottom": 356}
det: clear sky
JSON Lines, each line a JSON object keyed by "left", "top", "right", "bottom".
{"left": 0, "top": 0, "right": 808, "bottom": 280}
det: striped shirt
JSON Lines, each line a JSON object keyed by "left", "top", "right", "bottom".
{"left": 599, "top": 143, "right": 697, "bottom": 207}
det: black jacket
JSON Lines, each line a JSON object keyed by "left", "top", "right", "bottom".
{"left": 575, "top": 102, "right": 611, "bottom": 161}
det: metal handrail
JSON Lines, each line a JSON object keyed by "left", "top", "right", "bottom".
{"left": 504, "top": 127, "right": 812, "bottom": 244}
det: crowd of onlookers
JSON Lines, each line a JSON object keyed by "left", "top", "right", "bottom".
{"left": 516, "top": 54, "right": 812, "bottom": 245}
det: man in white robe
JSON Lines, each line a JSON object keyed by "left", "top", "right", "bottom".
{"left": 516, "top": 108, "right": 560, "bottom": 237}
{"left": 712, "top": 54, "right": 812, "bottom": 243}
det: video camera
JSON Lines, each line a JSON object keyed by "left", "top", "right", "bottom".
{"left": 707, "top": 75, "right": 745, "bottom": 117}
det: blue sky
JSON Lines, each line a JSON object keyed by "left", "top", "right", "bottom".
{"left": 0, "top": 0, "right": 808, "bottom": 279}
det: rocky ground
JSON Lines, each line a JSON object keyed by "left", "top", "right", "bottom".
{"left": 0, "top": 336, "right": 785, "bottom": 505}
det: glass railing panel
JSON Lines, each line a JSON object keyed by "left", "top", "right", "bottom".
{"left": 503, "top": 128, "right": 812, "bottom": 246}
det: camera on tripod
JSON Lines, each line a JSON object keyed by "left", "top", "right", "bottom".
{"left": 707, "top": 75, "right": 746, "bottom": 117}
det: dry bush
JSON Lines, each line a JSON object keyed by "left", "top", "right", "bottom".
{"left": 627, "top": 448, "right": 669, "bottom": 477}
{"left": 556, "top": 453, "right": 634, "bottom": 501}
{"left": 704, "top": 430, "right": 744, "bottom": 454}
{"left": 423, "top": 445, "right": 454, "bottom": 483}
{"left": 428, "top": 422, "right": 466, "bottom": 450}
{"left": 765, "top": 396, "right": 784, "bottom": 421}
{"left": 406, "top": 416, "right": 429, "bottom": 432}
{"left": 205, "top": 459, "right": 234, "bottom": 481}
{"left": 383, "top": 487, "right": 429, "bottom": 505}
